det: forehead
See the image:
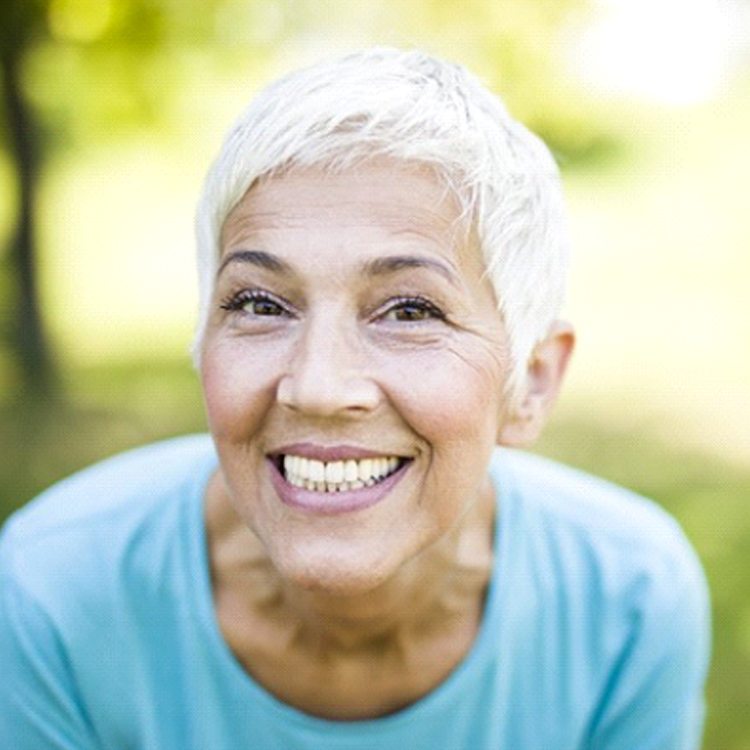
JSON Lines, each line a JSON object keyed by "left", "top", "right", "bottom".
{"left": 220, "top": 162, "right": 476, "bottom": 264}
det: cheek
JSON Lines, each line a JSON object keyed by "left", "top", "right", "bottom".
{"left": 200, "top": 339, "right": 279, "bottom": 441}
{"left": 383, "top": 341, "right": 508, "bottom": 449}
{"left": 382, "top": 346, "right": 504, "bottom": 533}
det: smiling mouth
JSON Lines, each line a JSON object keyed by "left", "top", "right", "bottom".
{"left": 272, "top": 454, "right": 410, "bottom": 494}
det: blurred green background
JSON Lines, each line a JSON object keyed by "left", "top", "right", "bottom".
{"left": 1, "top": 0, "right": 749, "bottom": 746}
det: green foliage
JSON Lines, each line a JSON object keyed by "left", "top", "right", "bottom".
{"left": 1, "top": 0, "right": 292, "bottom": 151}
{"left": 0, "top": 0, "right": 617, "bottom": 163}
{"left": 0, "top": 358, "right": 204, "bottom": 508}
{"left": 0, "top": 0, "right": 47, "bottom": 55}
{"left": 362, "top": 0, "right": 618, "bottom": 166}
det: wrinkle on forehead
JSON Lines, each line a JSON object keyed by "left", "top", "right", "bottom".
{"left": 220, "top": 163, "right": 468, "bottom": 253}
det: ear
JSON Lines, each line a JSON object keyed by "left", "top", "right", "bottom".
{"left": 498, "top": 321, "right": 575, "bottom": 447}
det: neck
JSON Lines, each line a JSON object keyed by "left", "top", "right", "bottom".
{"left": 205, "top": 472, "right": 496, "bottom": 655}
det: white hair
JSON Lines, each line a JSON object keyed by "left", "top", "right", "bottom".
{"left": 193, "top": 47, "right": 570, "bottom": 399}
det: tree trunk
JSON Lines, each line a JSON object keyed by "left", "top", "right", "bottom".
{"left": 1, "top": 46, "right": 58, "bottom": 398}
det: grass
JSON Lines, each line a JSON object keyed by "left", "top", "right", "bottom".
{"left": 1, "top": 358, "right": 748, "bottom": 748}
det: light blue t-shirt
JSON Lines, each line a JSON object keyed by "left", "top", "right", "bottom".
{"left": 0, "top": 435, "right": 710, "bottom": 749}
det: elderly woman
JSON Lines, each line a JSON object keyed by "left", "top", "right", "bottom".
{"left": 1, "top": 49, "right": 709, "bottom": 749}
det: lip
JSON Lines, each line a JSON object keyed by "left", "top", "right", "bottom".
{"left": 267, "top": 455, "right": 411, "bottom": 515}
{"left": 270, "top": 442, "right": 407, "bottom": 462}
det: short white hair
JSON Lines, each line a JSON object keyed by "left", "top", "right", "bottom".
{"left": 193, "top": 47, "right": 570, "bottom": 398}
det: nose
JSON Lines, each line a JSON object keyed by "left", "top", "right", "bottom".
{"left": 276, "top": 312, "right": 381, "bottom": 417}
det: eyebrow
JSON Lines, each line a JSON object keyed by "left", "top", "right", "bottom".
{"left": 217, "top": 249, "right": 459, "bottom": 287}
{"left": 362, "top": 256, "right": 459, "bottom": 286}
{"left": 217, "top": 249, "right": 292, "bottom": 278}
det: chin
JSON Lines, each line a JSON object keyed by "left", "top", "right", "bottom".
{"left": 273, "top": 542, "right": 404, "bottom": 598}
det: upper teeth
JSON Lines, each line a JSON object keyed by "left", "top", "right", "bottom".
{"left": 282, "top": 455, "right": 401, "bottom": 492}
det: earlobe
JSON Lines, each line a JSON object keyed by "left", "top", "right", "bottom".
{"left": 498, "top": 321, "right": 575, "bottom": 447}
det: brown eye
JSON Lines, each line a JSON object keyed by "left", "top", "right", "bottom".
{"left": 219, "top": 290, "right": 291, "bottom": 317}
{"left": 391, "top": 304, "right": 432, "bottom": 321}
{"left": 246, "top": 297, "right": 284, "bottom": 316}
{"left": 381, "top": 297, "right": 445, "bottom": 323}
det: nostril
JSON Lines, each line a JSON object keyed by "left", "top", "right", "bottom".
{"left": 276, "top": 370, "right": 381, "bottom": 416}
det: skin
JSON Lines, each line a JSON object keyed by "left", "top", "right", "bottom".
{"left": 201, "top": 162, "right": 573, "bottom": 719}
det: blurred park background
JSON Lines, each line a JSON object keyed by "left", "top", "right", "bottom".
{"left": 1, "top": 0, "right": 749, "bottom": 745}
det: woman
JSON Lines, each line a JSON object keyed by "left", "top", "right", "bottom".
{"left": 1, "top": 49, "right": 709, "bottom": 748}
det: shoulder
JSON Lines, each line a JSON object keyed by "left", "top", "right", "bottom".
{"left": 493, "top": 448, "right": 705, "bottom": 587}
{"left": 491, "top": 448, "right": 709, "bottom": 648}
{"left": 489, "top": 450, "right": 710, "bottom": 743}
{"left": 0, "top": 435, "right": 217, "bottom": 747}
{"left": 0, "top": 434, "right": 217, "bottom": 608}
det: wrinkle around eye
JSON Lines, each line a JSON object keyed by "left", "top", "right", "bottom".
{"left": 443, "top": 341, "right": 510, "bottom": 392}
{"left": 440, "top": 314, "right": 510, "bottom": 370}
{"left": 364, "top": 321, "right": 455, "bottom": 353}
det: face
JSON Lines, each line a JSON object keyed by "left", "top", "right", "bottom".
{"left": 201, "top": 162, "right": 515, "bottom": 595}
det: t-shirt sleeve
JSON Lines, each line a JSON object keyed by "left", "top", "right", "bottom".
{"left": 586, "top": 549, "right": 711, "bottom": 750}
{"left": 0, "top": 565, "right": 99, "bottom": 749}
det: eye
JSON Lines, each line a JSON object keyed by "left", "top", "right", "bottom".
{"left": 219, "top": 289, "right": 290, "bottom": 317}
{"left": 379, "top": 296, "right": 446, "bottom": 323}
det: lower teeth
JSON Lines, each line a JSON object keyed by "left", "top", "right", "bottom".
{"left": 287, "top": 472, "right": 392, "bottom": 493}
